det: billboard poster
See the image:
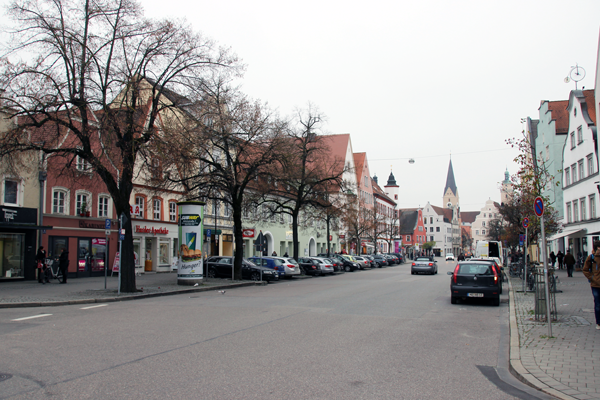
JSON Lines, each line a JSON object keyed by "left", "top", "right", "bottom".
{"left": 177, "top": 201, "right": 205, "bottom": 285}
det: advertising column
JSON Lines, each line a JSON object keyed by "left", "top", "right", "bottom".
{"left": 177, "top": 201, "right": 205, "bottom": 285}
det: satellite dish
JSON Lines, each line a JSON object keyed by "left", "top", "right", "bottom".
{"left": 564, "top": 77, "right": 570, "bottom": 83}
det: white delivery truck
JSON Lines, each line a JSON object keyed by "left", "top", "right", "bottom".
{"left": 475, "top": 240, "right": 503, "bottom": 267}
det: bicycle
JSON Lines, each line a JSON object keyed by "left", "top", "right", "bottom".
{"left": 45, "top": 257, "right": 62, "bottom": 281}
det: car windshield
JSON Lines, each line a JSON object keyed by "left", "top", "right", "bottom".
{"left": 458, "top": 264, "right": 493, "bottom": 275}
{"left": 415, "top": 257, "right": 430, "bottom": 261}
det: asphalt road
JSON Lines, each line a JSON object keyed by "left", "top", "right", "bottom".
{"left": 0, "top": 259, "right": 544, "bottom": 399}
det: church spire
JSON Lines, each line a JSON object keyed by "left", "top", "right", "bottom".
{"left": 444, "top": 159, "right": 457, "bottom": 197}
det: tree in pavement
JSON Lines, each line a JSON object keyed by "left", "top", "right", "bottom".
{"left": 342, "top": 196, "right": 374, "bottom": 255}
{"left": 258, "top": 105, "right": 347, "bottom": 261}
{"left": 163, "top": 80, "right": 288, "bottom": 280}
{"left": 0, "top": 0, "right": 240, "bottom": 291}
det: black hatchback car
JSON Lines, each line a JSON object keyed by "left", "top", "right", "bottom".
{"left": 204, "top": 256, "right": 279, "bottom": 282}
{"left": 448, "top": 261, "right": 501, "bottom": 306}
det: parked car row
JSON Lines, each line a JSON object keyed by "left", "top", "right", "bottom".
{"left": 203, "top": 253, "right": 407, "bottom": 283}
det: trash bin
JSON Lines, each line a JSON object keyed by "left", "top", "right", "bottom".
{"left": 144, "top": 260, "right": 152, "bottom": 271}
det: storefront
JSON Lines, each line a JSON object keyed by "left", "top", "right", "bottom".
{"left": 0, "top": 206, "right": 47, "bottom": 281}
{"left": 132, "top": 221, "right": 178, "bottom": 272}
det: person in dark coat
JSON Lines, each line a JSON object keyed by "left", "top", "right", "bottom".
{"left": 35, "top": 246, "right": 47, "bottom": 284}
{"left": 583, "top": 241, "right": 600, "bottom": 330}
{"left": 564, "top": 250, "right": 576, "bottom": 278}
{"left": 58, "top": 248, "right": 69, "bottom": 284}
{"left": 557, "top": 251, "right": 564, "bottom": 269}
{"left": 550, "top": 251, "right": 556, "bottom": 269}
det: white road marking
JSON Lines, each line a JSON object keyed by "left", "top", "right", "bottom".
{"left": 80, "top": 304, "right": 108, "bottom": 310}
{"left": 12, "top": 314, "right": 52, "bottom": 321}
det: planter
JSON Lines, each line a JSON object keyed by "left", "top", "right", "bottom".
{"left": 85, "top": 211, "right": 90, "bottom": 217}
{"left": 80, "top": 213, "right": 85, "bottom": 217}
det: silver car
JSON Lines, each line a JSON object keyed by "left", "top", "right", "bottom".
{"left": 266, "top": 256, "right": 301, "bottom": 278}
{"left": 352, "top": 256, "right": 370, "bottom": 269}
{"left": 312, "top": 257, "right": 335, "bottom": 275}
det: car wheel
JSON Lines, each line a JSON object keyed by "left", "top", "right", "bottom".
{"left": 492, "top": 297, "right": 500, "bottom": 306}
{"left": 411, "top": 271, "right": 415, "bottom": 275}
{"left": 451, "top": 296, "right": 457, "bottom": 304}
{"left": 250, "top": 271, "right": 261, "bottom": 281}
{"left": 207, "top": 268, "right": 216, "bottom": 278}
{"left": 344, "top": 265, "right": 351, "bottom": 272}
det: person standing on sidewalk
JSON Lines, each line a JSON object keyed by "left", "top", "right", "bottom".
{"left": 564, "top": 250, "right": 576, "bottom": 278}
{"left": 35, "top": 246, "right": 47, "bottom": 284}
{"left": 583, "top": 241, "right": 600, "bottom": 330}
{"left": 550, "top": 251, "right": 557, "bottom": 269}
{"left": 557, "top": 250, "right": 564, "bottom": 269}
{"left": 58, "top": 248, "right": 69, "bottom": 284}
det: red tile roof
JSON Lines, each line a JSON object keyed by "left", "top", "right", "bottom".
{"left": 545, "top": 100, "right": 569, "bottom": 134}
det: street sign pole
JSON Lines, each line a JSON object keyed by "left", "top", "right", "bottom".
{"left": 104, "top": 219, "right": 111, "bottom": 290}
{"left": 541, "top": 213, "right": 552, "bottom": 337}
{"left": 523, "top": 227, "right": 528, "bottom": 294}
{"left": 118, "top": 214, "right": 123, "bottom": 295}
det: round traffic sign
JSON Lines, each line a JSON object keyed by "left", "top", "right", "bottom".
{"left": 534, "top": 197, "right": 544, "bottom": 217}
{"left": 523, "top": 217, "right": 529, "bottom": 228}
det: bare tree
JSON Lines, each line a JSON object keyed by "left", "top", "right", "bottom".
{"left": 164, "top": 80, "right": 288, "bottom": 279}
{"left": 0, "top": 0, "right": 240, "bottom": 291}
{"left": 341, "top": 196, "right": 374, "bottom": 255}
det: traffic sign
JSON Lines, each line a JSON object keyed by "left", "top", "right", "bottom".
{"left": 523, "top": 217, "right": 529, "bottom": 228}
{"left": 534, "top": 197, "right": 544, "bottom": 217}
{"left": 207, "top": 229, "right": 211, "bottom": 238}
{"left": 105, "top": 219, "right": 111, "bottom": 230}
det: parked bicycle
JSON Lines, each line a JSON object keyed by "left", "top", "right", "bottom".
{"left": 45, "top": 257, "right": 62, "bottom": 281}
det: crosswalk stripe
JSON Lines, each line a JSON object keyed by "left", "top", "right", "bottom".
{"left": 11, "top": 314, "right": 52, "bottom": 321}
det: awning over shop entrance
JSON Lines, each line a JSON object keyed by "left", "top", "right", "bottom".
{"left": 548, "top": 228, "right": 586, "bottom": 241}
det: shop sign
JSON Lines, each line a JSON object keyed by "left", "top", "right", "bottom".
{"left": 112, "top": 252, "right": 120, "bottom": 273}
{"left": 339, "top": 235, "right": 345, "bottom": 239}
{"left": 329, "top": 235, "right": 332, "bottom": 241}
{"left": 242, "top": 228, "right": 255, "bottom": 238}
{"left": 135, "top": 225, "right": 169, "bottom": 235}
{"left": 79, "top": 220, "right": 107, "bottom": 229}
{"left": 286, "top": 231, "right": 293, "bottom": 240}
{"left": 1, "top": 206, "right": 36, "bottom": 224}
{"left": 177, "top": 202, "right": 204, "bottom": 283}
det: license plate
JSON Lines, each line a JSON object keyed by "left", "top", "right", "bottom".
{"left": 467, "top": 293, "right": 484, "bottom": 297}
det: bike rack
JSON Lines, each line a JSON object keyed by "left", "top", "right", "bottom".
{"left": 534, "top": 266, "right": 557, "bottom": 322}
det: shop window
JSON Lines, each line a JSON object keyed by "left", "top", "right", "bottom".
{"left": 1, "top": 233, "right": 24, "bottom": 278}
{"left": 98, "top": 195, "right": 110, "bottom": 217}
{"left": 153, "top": 198, "right": 162, "bottom": 220}
{"left": 159, "top": 241, "right": 169, "bottom": 265}
{"left": 169, "top": 201, "right": 177, "bottom": 222}
{"left": 52, "top": 188, "right": 68, "bottom": 214}
{"left": 3, "top": 179, "right": 19, "bottom": 206}
{"left": 133, "top": 241, "right": 141, "bottom": 266}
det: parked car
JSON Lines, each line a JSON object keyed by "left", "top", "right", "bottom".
{"left": 385, "top": 254, "right": 399, "bottom": 265}
{"left": 312, "top": 257, "right": 335, "bottom": 275}
{"left": 316, "top": 254, "right": 343, "bottom": 271}
{"left": 411, "top": 257, "right": 438, "bottom": 275}
{"left": 331, "top": 254, "right": 359, "bottom": 272}
{"left": 298, "top": 257, "right": 325, "bottom": 276}
{"left": 447, "top": 261, "right": 501, "bottom": 306}
{"left": 468, "top": 258, "right": 504, "bottom": 293}
{"left": 204, "top": 257, "right": 279, "bottom": 282}
{"left": 352, "top": 256, "right": 370, "bottom": 269}
{"left": 256, "top": 256, "right": 301, "bottom": 278}
{"left": 371, "top": 254, "right": 388, "bottom": 267}
{"left": 388, "top": 253, "right": 404, "bottom": 264}
{"left": 248, "top": 257, "right": 285, "bottom": 276}
{"left": 445, "top": 253, "right": 455, "bottom": 261}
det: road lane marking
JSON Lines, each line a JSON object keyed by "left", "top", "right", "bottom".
{"left": 11, "top": 314, "right": 52, "bottom": 321}
{"left": 80, "top": 304, "right": 108, "bottom": 310}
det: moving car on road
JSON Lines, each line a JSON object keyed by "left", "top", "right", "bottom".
{"left": 445, "top": 253, "right": 455, "bottom": 261}
{"left": 411, "top": 257, "right": 438, "bottom": 275}
{"left": 448, "top": 261, "right": 501, "bottom": 306}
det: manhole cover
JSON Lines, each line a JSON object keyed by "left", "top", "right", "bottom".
{"left": 0, "top": 373, "right": 13, "bottom": 382}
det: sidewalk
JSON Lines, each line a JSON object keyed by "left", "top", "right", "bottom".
{"left": 0, "top": 272, "right": 263, "bottom": 308}
{"left": 509, "top": 267, "right": 600, "bottom": 400}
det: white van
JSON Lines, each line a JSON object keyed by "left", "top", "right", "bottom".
{"left": 475, "top": 241, "right": 503, "bottom": 267}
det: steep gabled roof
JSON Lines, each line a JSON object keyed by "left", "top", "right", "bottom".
{"left": 542, "top": 100, "right": 569, "bottom": 134}
{"left": 444, "top": 159, "right": 457, "bottom": 197}
{"left": 353, "top": 152, "right": 366, "bottom": 186}
{"left": 461, "top": 211, "right": 479, "bottom": 224}
{"left": 371, "top": 178, "right": 395, "bottom": 205}
{"left": 321, "top": 134, "right": 352, "bottom": 177}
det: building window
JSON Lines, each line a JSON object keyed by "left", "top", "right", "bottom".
{"left": 572, "top": 164, "right": 577, "bottom": 184}
{"left": 570, "top": 132, "right": 576, "bottom": 149}
{"left": 580, "top": 198, "right": 586, "bottom": 220}
{"left": 482, "top": 229, "right": 486, "bottom": 235}
{"left": 482, "top": 221, "right": 486, "bottom": 227}
{"left": 3, "top": 179, "right": 18, "bottom": 205}
{"left": 590, "top": 195, "right": 596, "bottom": 219}
{"left": 406, "top": 235, "right": 411, "bottom": 242}
{"left": 579, "top": 159, "right": 584, "bottom": 180}
{"left": 135, "top": 196, "right": 145, "bottom": 219}
{"left": 565, "top": 167, "right": 570, "bottom": 186}
{"left": 475, "top": 230, "right": 479, "bottom": 235}
{"left": 53, "top": 189, "right": 67, "bottom": 214}
{"left": 395, "top": 194, "right": 398, "bottom": 200}
{"left": 566, "top": 202, "right": 572, "bottom": 223}
{"left": 436, "top": 227, "right": 440, "bottom": 232}
{"left": 418, "top": 226, "right": 423, "bottom": 231}
{"left": 588, "top": 154, "right": 595, "bottom": 176}
{"left": 573, "top": 201, "right": 579, "bottom": 222}
{"left": 76, "top": 155, "right": 91, "bottom": 172}
{"left": 169, "top": 201, "right": 177, "bottom": 222}
{"left": 153, "top": 198, "right": 161, "bottom": 220}
{"left": 577, "top": 126, "right": 583, "bottom": 144}
{"left": 98, "top": 195, "right": 110, "bottom": 217}
{"left": 545, "top": 145, "right": 549, "bottom": 161}
{"left": 430, "top": 227, "right": 434, "bottom": 232}
{"left": 424, "top": 218, "right": 427, "bottom": 225}
{"left": 224, "top": 202, "right": 231, "bottom": 218}
{"left": 76, "top": 192, "right": 89, "bottom": 215}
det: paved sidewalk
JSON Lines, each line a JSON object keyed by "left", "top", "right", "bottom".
{"left": 509, "top": 268, "right": 600, "bottom": 400}
{"left": 0, "top": 272, "right": 263, "bottom": 308}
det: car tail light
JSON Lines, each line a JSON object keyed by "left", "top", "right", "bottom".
{"left": 311, "top": 265, "right": 316, "bottom": 269}
{"left": 492, "top": 266, "right": 498, "bottom": 283}
{"left": 287, "top": 264, "right": 294, "bottom": 269}
{"left": 428, "top": 263, "right": 433, "bottom": 266}
{"left": 274, "top": 266, "right": 278, "bottom": 271}
{"left": 452, "top": 264, "right": 459, "bottom": 283}
{"left": 412, "top": 262, "right": 416, "bottom": 266}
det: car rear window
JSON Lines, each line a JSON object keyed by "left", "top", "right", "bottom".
{"left": 273, "top": 259, "right": 284, "bottom": 266}
{"left": 458, "top": 264, "right": 492, "bottom": 275}
{"left": 415, "top": 257, "right": 430, "bottom": 261}
{"left": 286, "top": 258, "right": 298, "bottom": 265}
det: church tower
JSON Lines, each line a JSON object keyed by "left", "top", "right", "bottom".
{"left": 500, "top": 168, "right": 513, "bottom": 204}
{"left": 384, "top": 170, "right": 399, "bottom": 203}
{"left": 443, "top": 159, "right": 459, "bottom": 209}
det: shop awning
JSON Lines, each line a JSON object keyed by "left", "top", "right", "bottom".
{"left": 548, "top": 228, "right": 586, "bottom": 241}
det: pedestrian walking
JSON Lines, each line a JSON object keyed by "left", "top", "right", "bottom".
{"left": 58, "top": 248, "right": 69, "bottom": 284}
{"left": 550, "top": 251, "right": 556, "bottom": 269}
{"left": 35, "top": 246, "right": 47, "bottom": 284}
{"left": 583, "top": 241, "right": 600, "bottom": 330}
{"left": 564, "top": 250, "right": 576, "bottom": 278}
{"left": 557, "top": 250, "right": 564, "bottom": 269}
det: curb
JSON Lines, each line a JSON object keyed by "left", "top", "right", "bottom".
{"left": 0, "top": 281, "right": 265, "bottom": 309}
{"left": 507, "top": 276, "right": 577, "bottom": 400}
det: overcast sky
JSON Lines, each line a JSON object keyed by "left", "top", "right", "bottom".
{"left": 7, "top": 0, "right": 600, "bottom": 211}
